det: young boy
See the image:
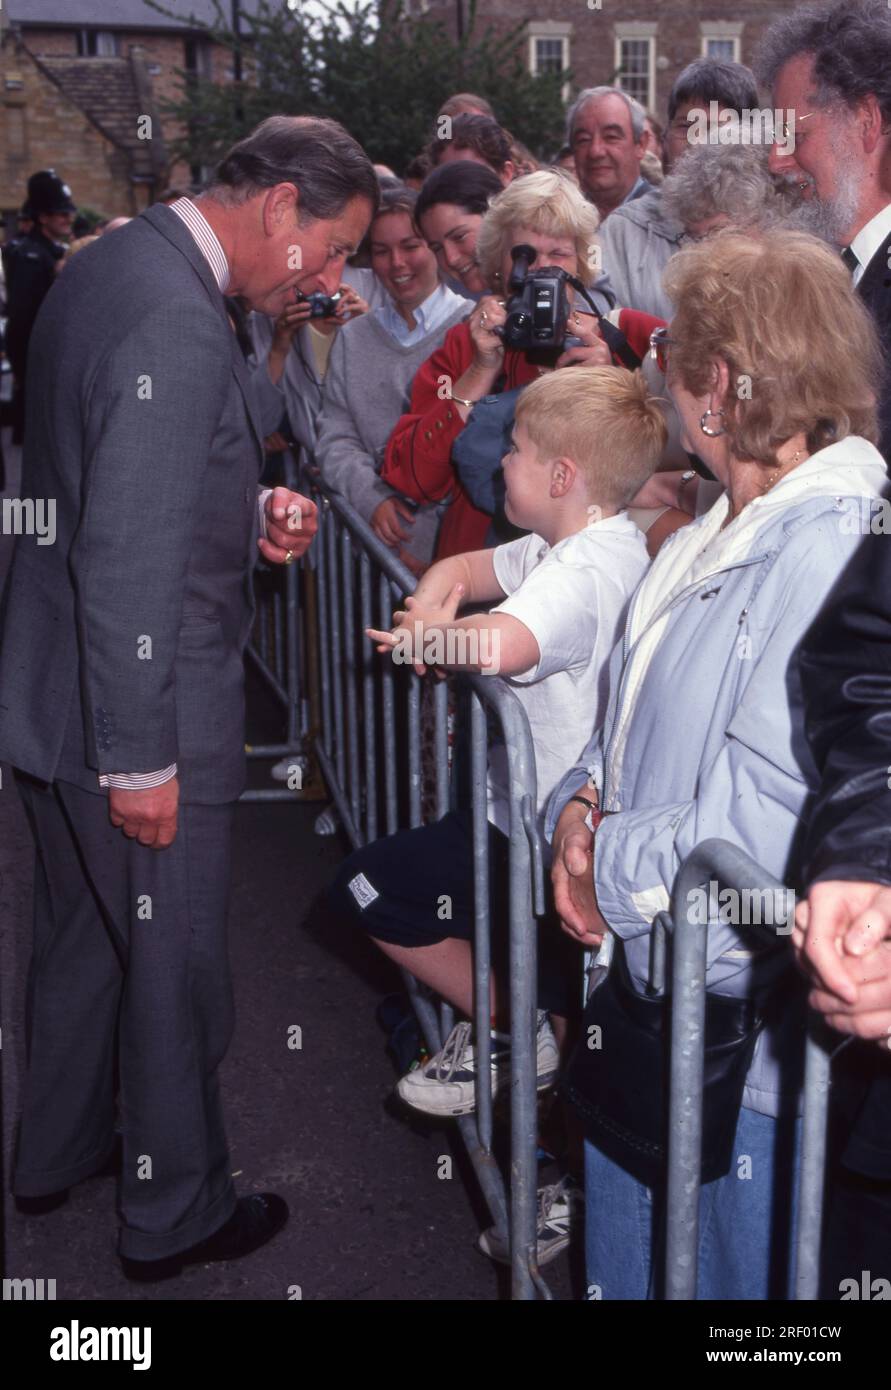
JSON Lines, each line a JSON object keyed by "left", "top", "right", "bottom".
{"left": 329, "top": 366, "right": 667, "bottom": 1120}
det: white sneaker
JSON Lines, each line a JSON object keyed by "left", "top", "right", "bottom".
{"left": 478, "top": 1175, "right": 583, "bottom": 1266}
{"left": 396, "top": 1012, "right": 559, "bottom": 1118}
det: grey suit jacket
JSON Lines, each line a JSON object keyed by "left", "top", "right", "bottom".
{"left": 0, "top": 204, "right": 265, "bottom": 803}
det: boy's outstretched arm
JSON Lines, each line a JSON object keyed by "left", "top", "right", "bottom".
{"left": 409, "top": 548, "right": 506, "bottom": 609}
{"left": 369, "top": 599, "right": 539, "bottom": 679}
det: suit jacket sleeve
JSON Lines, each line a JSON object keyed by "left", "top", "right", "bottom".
{"left": 799, "top": 523, "right": 891, "bottom": 887}
{"left": 70, "top": 298, "right": 232, "bottom": 775}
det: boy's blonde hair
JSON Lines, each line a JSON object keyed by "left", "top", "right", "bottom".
{"left": 513, "top": 367, "right": 667, "bottom": 508}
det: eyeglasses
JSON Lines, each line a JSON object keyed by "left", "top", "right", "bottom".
{"left": 776, "top": 111, "right": 816, "bottom": 144}
{"left": 649, "top": 326, "right": 676, "bottom": 375}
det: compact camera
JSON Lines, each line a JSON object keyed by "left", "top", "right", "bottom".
{"left": 296, "top": 289, "right": 343, "bottom": 319}
{"left": 495, "top": 244, "right": 572, "bottom": 352}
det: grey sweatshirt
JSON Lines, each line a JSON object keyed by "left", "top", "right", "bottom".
{"left": 597, "top": 187, "right": 685, "bottom": 321}
{"left": 316, "top": 295, "right": 469, "bottom": 566}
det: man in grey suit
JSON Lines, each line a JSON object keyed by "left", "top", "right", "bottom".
{"left": 0, "top": 115, "right": 376, "bottom": 1279}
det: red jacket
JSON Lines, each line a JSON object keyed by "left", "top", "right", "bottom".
{"left": 382, "top": 309, "right": 665, "bottom": 558}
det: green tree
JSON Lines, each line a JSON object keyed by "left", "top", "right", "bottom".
{"left": 146, "top": 0, "right": 568, "bottom": 175}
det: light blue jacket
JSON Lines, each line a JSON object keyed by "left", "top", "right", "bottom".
{"left": 546, "top": 439, "right": 888, "bottom": 1116}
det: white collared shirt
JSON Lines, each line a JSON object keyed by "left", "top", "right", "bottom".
{"left": 169, "top": 197, "right": 230, "bottom": 292}
{"left": 374, "top": 281, "right": 468, "bottom": 347}
{"left": 847, "top": 201, "right": 891, "bottom": 287}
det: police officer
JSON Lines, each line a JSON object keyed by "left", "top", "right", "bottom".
{"left": 5, "top": 170, "right": 76, "bottom": 443}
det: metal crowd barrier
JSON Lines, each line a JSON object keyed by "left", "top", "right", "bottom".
{"left": 259, "top": 473, "right": 833, "bottom": 1302}
{"left": 242, "top": 446, "right": 309, "bottom": 802}
{"left": 308, "top": 475, "right": 550, "bottom": 1300}
{"left": 657, "top": 838, "right": 831, "bottom": 1301}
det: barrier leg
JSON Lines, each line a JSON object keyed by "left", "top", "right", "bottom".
{"left": 665, "top": 917, "right": 708, "bottom": 1300}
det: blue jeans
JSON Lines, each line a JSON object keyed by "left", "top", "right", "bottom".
{"left": 584, "top": 1105, "right": 802, "bottom": 1299}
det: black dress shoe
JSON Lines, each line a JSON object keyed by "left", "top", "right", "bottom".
{"left": 14, "top": 1135, "right": 124, "bottom": 1216}
{"left": 121, "top": 1192, "right": 290, "bottom": 1282}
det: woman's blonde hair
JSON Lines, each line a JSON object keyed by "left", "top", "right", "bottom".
{"left": 663, "top": 228, "right": 881, "bottom": 465}
{"left": 474, "top": 170, "right": 601, "bottom": 289}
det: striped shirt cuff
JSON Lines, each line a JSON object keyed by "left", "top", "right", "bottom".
{"left": 99, "top": 764, "right": 177, "bottom": 791}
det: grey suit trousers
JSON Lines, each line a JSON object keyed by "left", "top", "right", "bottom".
{"left": 13, "top": 774, "right": 238, "bottom": 1260}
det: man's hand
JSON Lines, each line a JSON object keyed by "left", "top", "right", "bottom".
{"left": 809, "top": 943, "right": 891, "bottom": 1045}
{"left": 258, "top": 486, "right": 318, "bottom": 564}
{"left": 371, "top": 497, "right": 415, "bottom": 548}
{"left": 109, "top": 776, "right": 179, "bottom": 849}
{"left": 551, "top": 792, "right": 607, "bottom": 947}
{"left": 794, "top": 879, "right": 891, "bottom": 1045}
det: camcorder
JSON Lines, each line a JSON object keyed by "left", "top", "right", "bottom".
{"left": 494, "top": 244, "right": 644, "bottom": 371}
{"left": 495, "top": 244, "right": 575, "bottom": 353}
{"left": 296, "top": 289, "right": 343, "bottom": 319}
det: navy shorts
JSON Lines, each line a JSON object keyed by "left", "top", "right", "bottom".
{"left": 328, "top": 808, "right": 582, "bottom": 1018}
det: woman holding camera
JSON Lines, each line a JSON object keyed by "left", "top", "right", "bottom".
{"left": 382, "top": 170, "right": 663, "bottom": 559}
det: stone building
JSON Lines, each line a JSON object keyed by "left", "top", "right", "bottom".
{"left": 0, "top": 0, "right": 266, "bottom": 226}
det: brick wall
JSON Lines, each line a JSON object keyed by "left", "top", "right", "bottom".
{"left": 19, "top": 27, "right": 78, "bottom": 56}
{"left": 0, "top": 42, "right": 140, "bottom": 219}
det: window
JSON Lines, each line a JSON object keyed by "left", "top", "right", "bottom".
{"left": 617, "top": 38, "right": 653, "bottom": 109}
{"left": 528, "top": 23, "right": 572, "bottom": 102}
{"left": 614, "top": 24, "right": 657, "bottom": 112}
{"left": 701, "top": 24, "right": 743, "bottom": 65}
{"left": 535, "top": 38, "right": 564, "bottom": 76}
{"left": 705, "top": 38, "right": 738, "bottom": 62}
{"left": 77, "top": 31, "right": 118, "bottom": 57}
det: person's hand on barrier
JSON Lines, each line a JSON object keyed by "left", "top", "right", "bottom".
{"left": 551, "top": 794, "right": 608, "bottom": 948}
{"left": 108, "top": 776, "right": 179, "bottom": 849}
{"left": 367, "top": 584, "right": 465, "bottom": 677}
{"left": 258, "top": 486, "right": 318, "bottom": 564}
{"left": 264, "top": 431, "right": 290, "bottom": 454}
{"left": 807, "top": 937, "right": 891, "bottom": 1046}
{"left": 794, "top": 880, "right": 891, "bottom": 1048}
{"left": 555, "top": 313, "right": 612, "bottom": 371}
{"left": 371, "top": 497, "right": 415, "bottom": 548}
{"left": 793, "top": 880, "right": 891, "bottom": 1003}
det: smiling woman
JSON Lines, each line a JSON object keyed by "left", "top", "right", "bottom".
{"left": 415, "top": 160, "right": 504, "bottom": 296}
{"left": 315, "top": 184, "right": 470, "bottom": 571}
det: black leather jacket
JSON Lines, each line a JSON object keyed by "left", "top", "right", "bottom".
{"left": 798, "top": 520, "right": 891, "bottom": 1179}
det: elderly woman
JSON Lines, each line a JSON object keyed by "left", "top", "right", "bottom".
{"left": 547, "top": 229, "right": 887, "bottom": 1300}
{"left": 383, "top": 170, "right": 663, "bottom": 558}
{"left": 660, "top": 141, "right": 799, "bottom": 242}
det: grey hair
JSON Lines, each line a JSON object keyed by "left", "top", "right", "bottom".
{"left": 206, "top": 115, "right": 379, "bottom": 219}
{"left": 755, "top": 0, "right": 891, "bottom": 124}
{"left": 566, "top": 86, "right": 647, "bottom": 145}
{"left": 661, "top": 144, "right": 797, "bottom": 233}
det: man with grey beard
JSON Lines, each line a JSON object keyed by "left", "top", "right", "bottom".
{"left": 758, "top": 0, "right": 891, "bottom": 462}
